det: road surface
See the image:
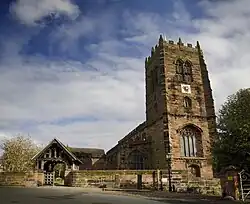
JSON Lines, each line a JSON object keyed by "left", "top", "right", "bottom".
{"left": 0, "top": 186, "right": 164, "bottom": 204}
{"left": 0, "top": 186, "right": 233, "bottom": 204}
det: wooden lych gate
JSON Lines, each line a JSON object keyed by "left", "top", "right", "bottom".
{"left": 44, "top": 172, "right": 54, "bottom": 185}
{"left": 239, "top": 170, "right": 250, "bottom": 201}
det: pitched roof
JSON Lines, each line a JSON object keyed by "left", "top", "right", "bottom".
{"left": 32, "top": 138, "right": 82, "bottom": 163}
{"left": 69, "top": 147, "right": 105, "bottom": 158}
{"left": 106, "top": 121, "right": 146, "bottom": 156}
{"left": 118, "top": 121, "right": 146, "bottom": 143}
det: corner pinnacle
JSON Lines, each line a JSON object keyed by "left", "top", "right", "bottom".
{"left": 178, "top": 37, "right": 182, "bottom": 44}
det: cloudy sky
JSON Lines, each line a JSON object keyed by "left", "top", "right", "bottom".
{"left": 0, "top": 0, "right": 249, "bottom": 151}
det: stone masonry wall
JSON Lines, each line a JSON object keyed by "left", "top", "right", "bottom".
{"left": 0, "top": 171, "right": 44, "bottom": 187}
{"left": 68, "top": 170, "right": 156, "bottom": 189}
{"left": 68, "top": 169, "right": 221, "bottom": 195}
{"left": 169, "top": 170, "right": 221, "bottom": 195}
{"left": 146, "top": 118, "right": 166, "bottom": 169}
{"left": 105, "top": 37, "right": 218, "bottom": 193}
{"left": 162, "top": 40, "right": 214, "bottom": 178}
{"left": 144, "top": 37, "right": 215, "bottom": 178}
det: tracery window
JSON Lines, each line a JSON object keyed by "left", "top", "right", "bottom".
{"left": 175, "top": 59, "right": 193, "bottom": 83}
{"left": 128, "top": 150, "right": 145, "bottom": 170}
{"left": 183, "top": 61, "right": 192, "bottom": 74}
{"left": 176, "top": 59, "right": 184, "bottom": 74}
{"left": 180, "top": 125, "right": 202, "bottom": 157}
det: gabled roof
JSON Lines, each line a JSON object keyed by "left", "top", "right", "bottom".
{"left": 32, "top": 138, "right": 82, "bottom": 163}
{"left": 70, "top": 147, "right": 105, "bottom": 158}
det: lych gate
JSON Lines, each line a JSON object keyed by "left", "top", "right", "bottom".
{"left": 32, "top": 138, "right": 82, "bottom": 186}
{"left": 44, "top": 172, "right": 54, "bottom": 185}
{"left": 43, "top": 160, "right": 66, "bottom": 185}
{"left": 239, "top": 169, "right": 250, "bottom": 201}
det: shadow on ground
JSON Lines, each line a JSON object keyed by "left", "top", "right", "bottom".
{"left": 36, "top": 192, "right": 89, "bottom": 200}
{"left": 148, "top": 198, "right": 236, "bottom": 204}
{"left": 111, "top": 190, "right": 237, "bottom": 204}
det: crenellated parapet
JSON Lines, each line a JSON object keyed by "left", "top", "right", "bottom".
{"left": 145, "top": 35, "right": 201, "bottom": 67}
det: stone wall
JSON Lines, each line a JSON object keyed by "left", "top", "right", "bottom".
{"left": 169, "top": 170, "right": 221, "bottom": 195}
{"left": 68, "top": 170, "right": 156, "bottom": 189}
{"left": 67, "top": 169, "right": 221, "bottom": 195}
{"left": 0, "top": 170, "right": 222, "bottom": 196}
{"left": 0, "top": 171, "right": 44, "bottom": 187}
{"left": 105, "top": 36, "right": 216, "bottom": 179}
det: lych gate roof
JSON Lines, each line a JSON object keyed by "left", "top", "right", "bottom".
{"left": 69, "top": 147, "right": 105, "bottom": 158}
{"left": 32, "top": 138, "right": 106, "bottom": 162}
{"left": 32, "top": 138, "right": 82, "bottom": 163}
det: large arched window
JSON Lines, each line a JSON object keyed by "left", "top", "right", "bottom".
{"left": 128, "top": 150, "right": 145, "bottom": 170}
{"left": 180, "top": 125, "right": 202, "bottom": 157}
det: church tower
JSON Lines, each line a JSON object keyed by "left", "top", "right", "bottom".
{"left": 145, "top": 35, "right": 216, "bottom": 178}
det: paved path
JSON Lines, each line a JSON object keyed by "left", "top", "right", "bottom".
{"left": 0, "top": 186, "right": 236, "bottom": 204}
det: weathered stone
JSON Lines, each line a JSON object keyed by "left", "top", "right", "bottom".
{"left": 105, "top": 36, "right": 219, "bottom": 193}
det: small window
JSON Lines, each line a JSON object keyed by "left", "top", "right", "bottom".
{"left": 184, "top": 97, "right": 192, "bottom": 109}
{"left": 189, "top": 164, "right": 201, "bottom": 177}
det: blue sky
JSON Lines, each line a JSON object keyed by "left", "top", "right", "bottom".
{"left": 0, "top": 0, "right": 249, "bottom": 151}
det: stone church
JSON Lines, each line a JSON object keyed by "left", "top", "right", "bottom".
{"left": 106, "top": 35, "right": 216, "bottom": 179}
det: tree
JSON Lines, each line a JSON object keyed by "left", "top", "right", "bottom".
{"left": 0, "top": 135, "right": 41, "bottom": 172}
{"left": 214, "top": 88, "right": 250, "bottom": 172}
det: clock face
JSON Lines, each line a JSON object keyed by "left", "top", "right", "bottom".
{"left": 181, "top": 84, "right": 191, "bottom": 94}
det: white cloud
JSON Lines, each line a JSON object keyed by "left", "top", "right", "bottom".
{"left": 0, "top": 49, "right": 145, "bottom": 150}
{"left": 10, "top": 0, "right": 80, "bottom": 26}
{"left": 1, "top": 0, "right": 250, "bottom": 151}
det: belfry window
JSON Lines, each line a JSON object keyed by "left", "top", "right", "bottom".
{"left": 180, "top": 125, "right": 202, "bottom": 157}
{"left": 176, "top": 59, "right": 184, "bottom": 74}
{"left": 175, "top": 59, "right": 193, "bottom": 83}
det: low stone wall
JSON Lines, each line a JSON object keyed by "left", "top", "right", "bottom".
{"left": 0, "top": 171, "right": 44, "bottom": 187}
{"left": 68, "top": 170, "right": 155, "bottom": 189}
{"left": 169, "top": 170, "right": 221, "bottom": 195}
{"left": 0, "top": 169, "right": 221, "bottom": 196}
{"left": 67, "top": 169, "right": 221, "bottom": 195}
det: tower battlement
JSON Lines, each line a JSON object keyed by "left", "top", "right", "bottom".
{"left": 158, "top": 34, "right": 197, "bottom": 48}
{"left": 145, "top": 35, "right": 202, "bottom": 66}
